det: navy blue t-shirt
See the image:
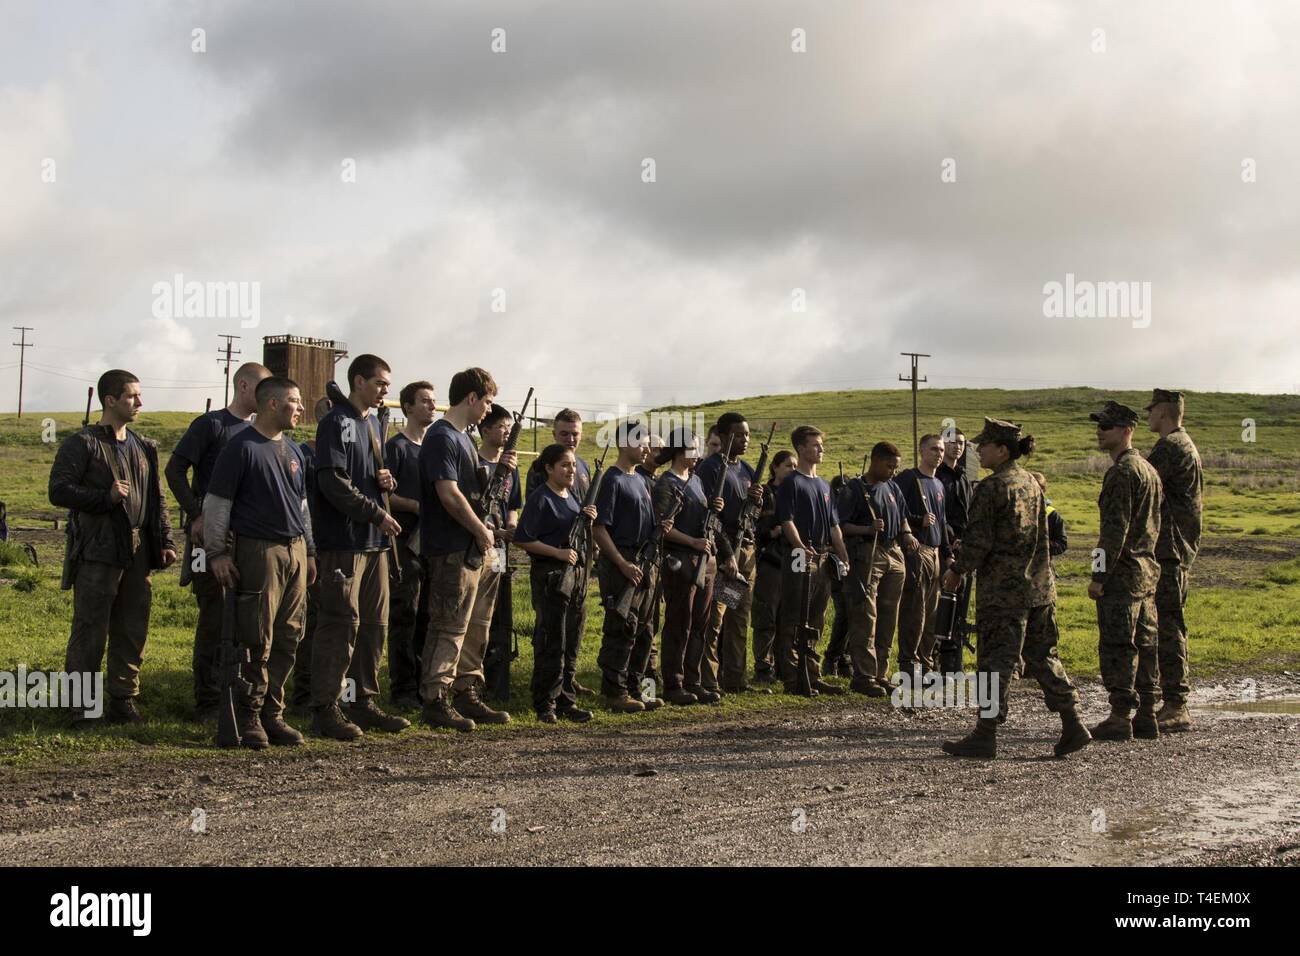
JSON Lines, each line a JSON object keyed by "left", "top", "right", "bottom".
{"left": 515, "top": 484, "right": 580, "bottom": 550}
{"left": 595, "top": 467, "right": 654, "bottom": 550}
{"left": 527, "top": 455, "right": 590, "bottom": 500}
{"left": 207, "top": 429, "right": 307, "bottom": 541}
{"left": 896, "top": 468, "right": 948, "bottom": 548}
{"left": 385, "top": 432, "right": 423, "bottom": 540}
{"left": 693, "top": 455, "right": 756, "bottom": 536}
{"left": 867, "top": 478, "right": 907, "bottom": 542}
{"left": 313, "top": 404, "right": 385, "bottom": 552}
{"left": 173, "top": 409, "right": 250, "bottom": 504}
{"left": 775, "top": 471, "right": 839, "bottom": 549}
{"left": 658, "top": 470, "right": 708, "bottom": 540}
{"left": 300, "top": 441, "right": 318, "bottom": 532}
{"left": 419, "top": 419, "right": 481, "bottom": 556}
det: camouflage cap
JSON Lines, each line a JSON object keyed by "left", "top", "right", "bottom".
{"left": 1089, "top": 400, "right": 1141, "bottom": 428}
{"left": 1143, "top": 387, "right": 1184, "bottom": 410}
{"left": 971, "top": 416, "right": 1021, "bottom": 445}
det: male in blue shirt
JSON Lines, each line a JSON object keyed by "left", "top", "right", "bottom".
{"left": 775, "top": 426, "right": 851, "bottom": 696}
{"left": 419, "top": 367, "right": 517, "bottom": 731}
{"left": 203, "top": 377, "right": 316, "bottom": 748}
{"left": 895, "top": 433, "right": 951, "bottom": 677}
{"left": 310, "top": 354, "right": 408, "bottom": 740}
{"left": 165, "top": 361, "right": 271, "bottom": 723}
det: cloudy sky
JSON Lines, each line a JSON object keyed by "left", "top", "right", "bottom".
{"left": 3, "top": 0, "right": 1299, "bottom": 419}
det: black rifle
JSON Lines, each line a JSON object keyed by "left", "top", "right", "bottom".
{"left": 555, "top": 449, "right": 608, "bottom": 603}
{"left": 483, "top": 540, "right": 516, "bottom": 702}
{"left": 467, "top": 386, "right": 534, "bottom": 569}
{"left": 935, "top": 574, "right": 975, "bottom": 674}
{"left": 216, "top": 585, "right": 252, "bottom": 748}
{"left": 795, "top": 552, "right": 817, "bottom": 696}
{"left": 613, "top": 478, "right": 684, "bottom": 630}
{"left": 325, "top": 380, "right": 401, "bottom": 584}
{"left": 736, "top": 422, "right": 776, "bottom": 552}
{"left": 82, "top": 386, "right": 93, "bottom": 428}
{"left": 693, "top": 435, "right": 735, "bottom": 588}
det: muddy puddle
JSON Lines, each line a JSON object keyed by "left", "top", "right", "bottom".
{"left": 1194, "top": 696, "right": 1300, "bottom": 715}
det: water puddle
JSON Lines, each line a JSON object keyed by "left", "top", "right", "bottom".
{"left": 1194, "top": 696, "right": 1300, "bottom": 715}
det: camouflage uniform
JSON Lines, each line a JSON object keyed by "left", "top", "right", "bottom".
{"left": 952, "top": 421, "right": 1079, "bottom": 726}
{"left": 1144, "top": 389, "right": 1203, "bottom": 707}
{"left": 1091, "top": 402, "right": 1163, "bottom": 714}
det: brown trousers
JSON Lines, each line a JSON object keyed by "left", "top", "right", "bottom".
{"left": 775, "top": 551, "right": 832, "bottom": 689}
{"left": 66, "top": 539, "right": 152, "bottom": 700}
{"left": 841, "top": 539, "right": 906, "bottom": 682}
{"left": 421, "top": 550, "right": 496, "bottom": 700}
{"left": 750, "top": 555, "right": 783, "bottom": 678}
{"left": 897, "top": 544, "right": 941, "bottom": 673}
{"left": 190, "top": 567, "right": 224, "bottom": 711}
{"left": 661, "top": 548, "right": 716, "bottom": 692}
{"left": 233, "top": 536, "right": 308, "bottom": 717}
{"left": 311, "top": 549, "right": 389, "bottom": 707}
{"left": 714, "top": 543, "right": 757, "bottom": 689}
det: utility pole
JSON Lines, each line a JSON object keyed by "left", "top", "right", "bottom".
{"left": 216, "top": 333, "right": 241, "bottom": 406}
{"left": 12, "top": 326, "right": 34, "bottom": 419}
{"left": 899, "top": 352, "right": 930, "bottom": 467}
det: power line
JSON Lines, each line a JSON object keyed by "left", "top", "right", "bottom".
{"left": 899, "top": 352, "right": 930, "bottom": 466}
{"left": 217, "top": 334, "right": 241, "bottom": 406}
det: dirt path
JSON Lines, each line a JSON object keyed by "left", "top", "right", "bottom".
{"left": 2, "top": 676, "right": 1297, "bottom": 867}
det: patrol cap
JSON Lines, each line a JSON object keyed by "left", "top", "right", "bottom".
{"left": 1143, "top": 388, "right": 1185, "bottom": 410}
{"left": 1089, "top": 400, "right": 1141, "bottom": 429}
{"left": 971, "top": 417, "right": 1021, "bottom": 446}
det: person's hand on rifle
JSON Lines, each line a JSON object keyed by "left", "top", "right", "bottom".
{"left": 746, "top": 483, "right": 764, "bottom": 505}
{"left": 190, "top": 513, "right": 205, "bottom": 545}
{"left": 942, "top": 568, "right": 961, "bottom": 592}
{"left": 919, "top": 512, "right": 935, "bottom": 529}
{"left": 724, "top": 556, "right": 739, "bottom": 579}
{"left": 494, "top": 526, "right": 515, "bottom": 545}
{"left": 161, "top": 548, "right": 177, "bottom": 569}
{"left": 307, "top": 557, "right": 318, "bottom": 587}
{"left": 108, "top": 479, "right": 130, "bottom": 504}
{"left": 873, "top": 517, "right": 885, "bottom": 533}
{"left": 377, "top": 511, "right": 402, "bottom": 537}
{"left": 473, "top": 523, "right": 495, "bottom": 555}
{"left": 377, "top": 468, "right": 396, "bottom": 493}
{"left": 901, "top": 531, "right": 919, "bottom": 554}
{"left": 711, "top": 496, "right": 725, "bottom": 512}
{"left": 211, "top": 554, "right": 238, "bottom": 589}
{"left": 582, "top": 505, "right": 597, "bottom": 521}
{"left": 500, "top": 450, "right": 518, "bottom": 471}
{"left": 693, "top": 536, "right": 714, "bottom": 555}
{"left": 555, "top": 547, "right": 579, "bottom": 566}
{"left": 659, "top": 518, "right": 674, "bottom": 534}
{"left": 619, "top": 558, "right": 643, "bottom": 586}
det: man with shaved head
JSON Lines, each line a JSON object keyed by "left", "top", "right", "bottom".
{"left": 166, "top": 360, "right": 272, "bottom": 723}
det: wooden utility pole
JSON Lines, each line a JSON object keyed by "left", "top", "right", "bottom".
{"left": 899, "top": 352, "right": 930, "bottom": 467}
{"left": 217, "top": 334, "right": 241, "bottom": 406}
{"left": 12, "top": 326, "right": 34, "bottom": 419}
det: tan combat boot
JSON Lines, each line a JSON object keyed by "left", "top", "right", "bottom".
{"left": 1157, "top": 701, "right": 1193, "bottom": 732}
{"left": 941, "top": 719, "right": 997, "bottom": 758}
{"left": 1054, "top": 708, "right": 1091, "bottom": 757}
{"left": 1132, "top": 695, "right": 1160, "bottom": 740}
{"left": 1090, "top": 707, "right": 1135, "bottom": 741}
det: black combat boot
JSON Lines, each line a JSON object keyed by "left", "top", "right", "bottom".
{"left": 453, "top": 686, "right": 511, "bottom": 725}
{"left": 237, "top": 708, "right": 269, "bottom": 750}
{"left": 1132, "top": 696, "right": 1160, "bottom": 740}
{"left": 261, "top": 712, "right": 305, "bottom": 746}
{"left": 941, "top": 719, "right": 997, "bottom": 758}
{"left": 537, "top": 707, "right": 558, "bottom": 724}
{"left": 665, "top": 687, "right": 698, "bottom": 706}
{"left": 346, "top": 698, "right": 411, "bottom": 732}
{"left": 311, "top": 703, "right": 364, "bottom": 740}
{"left": 813, "top": 679, "right": 846, "bottom": 695}
{"left": 1053, "top": 707, "right": 1091, "bottom": 757}
{"left": 556, "top": 705, "right": 593, "bottom": 722}
{"left": 422, "top": 696, "right": 475, "bottom": 732}
{"left": 1090, "top": 707, "right": 1135, "bottom": 741}
{"left": 685, "top": 685, "right": 721, "bottom": 704}
{"left": 106, "top": 697, "right": 145, "bottom": 725}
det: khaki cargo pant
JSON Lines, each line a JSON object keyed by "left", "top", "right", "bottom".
{"left": 844, "top": 537, "right": 907, "bottom": 683}
{"left": 66, "top": 537, "right": 152, "bottom": 701}
{"left": 714, "top": 543, "right": 757, "bottom": 690}
{"left": 311, "top": 549, "right": 390, "bottom": 708}
{"left": 233, "top": 536, "right": 308, "bottom": 718}
{"left": 897, "top": 544, "right": 940, "bottom": 673}
{"left": 421, "top": 550, "right": 497, "bottom": 700}
{"left": 775, "top": 551, "right": 832, "bottom": 690}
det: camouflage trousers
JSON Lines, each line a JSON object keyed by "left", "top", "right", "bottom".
{"left": 1155, "top": 559, "right": 1190, "bottom": 705}
{"left": 1096, "top": 593, "right": 1159, "bottom": 712}
{"left": 976, "top": 603, "right": 1079, "bottom": 724}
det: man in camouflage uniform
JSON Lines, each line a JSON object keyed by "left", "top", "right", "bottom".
{"left": 1087, "top": 401, "right": 1163, "bottom": 742}
{"left": 940, "top": 418, "right": 1088, "bottom": 759}
{"left": 1144, "top": 388, "right": 1203, "bottom": 732}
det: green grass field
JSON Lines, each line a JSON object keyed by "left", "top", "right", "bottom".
{"left": 2, "top": 386, "right": 1298, "bottom": 767}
